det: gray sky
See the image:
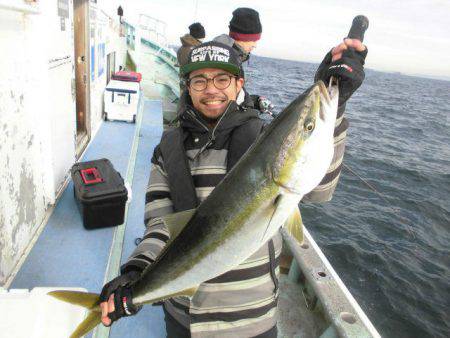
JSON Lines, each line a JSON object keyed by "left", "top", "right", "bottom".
{"left": 123, "top": 0, "right": 450, "bottom": 79}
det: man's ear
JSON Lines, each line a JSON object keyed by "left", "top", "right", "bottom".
{"left": 186, "top": 82, "right": 192, "bottom": 96}
{"left": 184, "top": 78, "right": 190, "bottom": 94}
{"left": 236, "top": 77, "right": 244, "bottom": 92}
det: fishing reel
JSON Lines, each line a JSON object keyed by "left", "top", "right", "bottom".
{"left": 258, "top": 96, "right": 275, "bottom": 116}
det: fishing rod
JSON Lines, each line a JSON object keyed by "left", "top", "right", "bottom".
{"left": 193, "top": 0, "right": 199, "bottom": 20}
{"left": 347, "top": 15, "right": 369, "bottom": 41}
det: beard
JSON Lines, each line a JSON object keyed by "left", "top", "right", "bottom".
{"left": 200, "top": 114, "right": 221, "bottom": 124}
{"left": 197, "top": 94, "right": 229, "bottom": 123}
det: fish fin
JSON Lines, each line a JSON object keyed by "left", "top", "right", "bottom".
{"left": 48, "top": 290, "right": 100, "bottom": 310}
{"left": 177, "top": 286, "right": 199, "bottom": 298}
{"left": 161, "top": 208, "right": 196, "bottom": 240}
{"left": 163, "top": 286, "right": 199, "bottom": 298}
{"left": 69, "top": 310, "right": 102, "bottom": 338}
{"left": 140, "top": 286, "right": 200, "bottom": 305}
{"left": 261, "top": 195, "right": 286, "bottom": 242}
{"left": 47, "top": 291, "right": 101, "bottom": 338}
{"left": 284, "top": 206, "right": 304, "bottom": 243}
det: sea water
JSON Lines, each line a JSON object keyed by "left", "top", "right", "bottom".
{"left": 245, "top": 55, "right": 450, "bottom": 338}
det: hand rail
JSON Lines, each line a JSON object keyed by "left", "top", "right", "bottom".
{"left": 281, "top": 227, "right": 381, "bottom": 338}
{"left": 0, "top": 0, "right": 40, "bottom": 14}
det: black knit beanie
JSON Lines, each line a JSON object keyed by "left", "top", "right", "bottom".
{"left": 229, "top": 8, "right": 262, "bottom": 41}
{"left": 189, "top": 22, "right": 206, "bottom": 39}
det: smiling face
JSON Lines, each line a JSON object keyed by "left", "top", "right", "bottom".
{"left": 188, "top": 68, "right": 244, "bottom": 121}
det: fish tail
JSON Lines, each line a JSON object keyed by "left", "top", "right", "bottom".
{"left": 48, "top": 290, "right": 102, "bottom": 338}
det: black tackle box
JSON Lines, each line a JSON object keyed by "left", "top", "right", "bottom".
{"left": 71, "top": 158, "right": 128, "bottom": 229}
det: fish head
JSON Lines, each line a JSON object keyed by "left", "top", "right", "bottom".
{"left": 272, "top": 81, "right": 339, "bottom": 197}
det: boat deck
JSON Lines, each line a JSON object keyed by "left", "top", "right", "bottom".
{"left": 11, "top": 98, "right": 167, "bottom": 337}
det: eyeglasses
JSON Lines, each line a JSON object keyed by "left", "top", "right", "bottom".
{"left": 188, "top": 74, "right": 237, "bottom": 91}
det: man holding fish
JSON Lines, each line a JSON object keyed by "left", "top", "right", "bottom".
{"left": 50, "top": 31, "right": 367, "bottom": 338}
{"left": 100, "top": 38, "right": 366, "bottom": 336}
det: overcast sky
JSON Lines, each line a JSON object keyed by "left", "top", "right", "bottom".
{"left": 122, "top": 0, "right": 450, "bottom": 79}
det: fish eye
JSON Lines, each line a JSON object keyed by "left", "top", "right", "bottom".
{"left": 305, "top": 121, "right": 315, "bottom": 132}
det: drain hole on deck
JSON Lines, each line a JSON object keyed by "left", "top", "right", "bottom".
{"left": 300, "top": 243, "right": 309, "bottom": 249}
{"left": 340, "top": 312, "right": 357, "bottom": 324}
{"left": 318, "top": 271, "right": 327, "bottom": 277}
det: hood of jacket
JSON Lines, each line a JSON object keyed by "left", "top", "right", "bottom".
{"left": 180, "top": 34, "right": 202, "bottom": 47}
{"left": 179, "top": 101, "right": 259, "bottom": 149}
{"left": 213, "top": 34, "right": 235, "bottom": 47}
{"left": 213, "top": 34, "right": 248, "bottom": 62}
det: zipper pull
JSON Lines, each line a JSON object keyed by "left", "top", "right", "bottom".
{"left": 192, "top": 138, "right": 212, "bottom": 161}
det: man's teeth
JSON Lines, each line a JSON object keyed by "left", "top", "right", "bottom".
{"left": 204, "top": 100, "right": 224, "bottom": 105}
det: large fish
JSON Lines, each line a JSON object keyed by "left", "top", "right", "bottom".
{"left": 49, "top": 80, "right": 339, "bottom": 337}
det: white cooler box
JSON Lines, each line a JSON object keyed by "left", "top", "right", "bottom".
{"left": 0, "top": 287, "right": 88, "bottom": 338}
{"left": 104, "top": 80, "right": 140, "bottom": 123}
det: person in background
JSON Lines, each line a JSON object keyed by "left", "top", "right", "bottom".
{"left": 214, "top": 7, "right": 261, "bottom": 63}
{"left": 177, "top": 22, "right": 206, "bottom": 68}
{"left": 214, "top": 7, "right": 274, "bottom": 117}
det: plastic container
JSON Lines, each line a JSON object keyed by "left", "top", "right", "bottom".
{"left": 104, "top": 79, "right": 140, "bottom": 123}
{"left": 71, "top": 158, "right": 128, "bottom": 229}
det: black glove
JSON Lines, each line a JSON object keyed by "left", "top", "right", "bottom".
{"left": 315, "top": 47, "right": 368, "bottom": 104}
{"left": 99, "top": 271, "right": 142, "bottom": 325}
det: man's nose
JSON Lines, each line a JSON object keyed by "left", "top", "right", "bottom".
{"left": 204, "top": 79, "right": 220, "bottom": 94}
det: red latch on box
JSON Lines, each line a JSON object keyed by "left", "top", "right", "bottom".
{"left": 80, "top": 167, "right": 103, "bottom": 185}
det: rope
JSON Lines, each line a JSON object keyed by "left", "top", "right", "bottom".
{"left": 343, "top": 163, "right": 416, "bottom": 240}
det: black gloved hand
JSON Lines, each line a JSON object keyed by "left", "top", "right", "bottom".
{"left": 99, "top": 271, "right": 142, "bottom": 325}
{"left": 315, "top": 47, "right": 368, "bottom": 104}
